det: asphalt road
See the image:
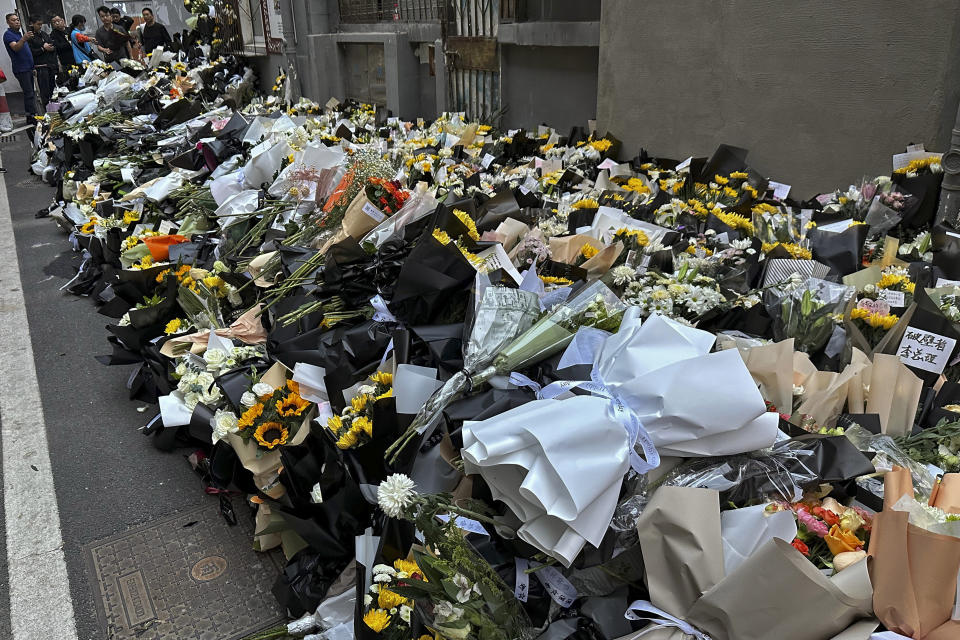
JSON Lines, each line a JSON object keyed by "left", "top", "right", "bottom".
{"left": 1, "top": 140, "right": 210, "bottom": 638}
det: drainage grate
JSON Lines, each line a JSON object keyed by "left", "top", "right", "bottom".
{"left": 83, "top": 505, "right": 286, "bottom": 640}
{"left": 0, "top": 134, "right": 17, "bottom": 143}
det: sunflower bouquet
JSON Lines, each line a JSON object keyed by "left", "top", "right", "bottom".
{"left": 326, "top": 370, "right": 393, "bottom": 450}
{"left": 236, "top": 378, "right": 312, "bottom": 452}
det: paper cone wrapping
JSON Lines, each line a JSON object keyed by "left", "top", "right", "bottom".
{"left": 884, "top": 467, "right": 916, "bottom": 511}
{"left": 869, "top": 510, "right": 960, "bottom": 638}
{"left": 735, "top": 338, "right": 795, "bottom": 413}
{"left": 320, "top": 192, "right": 387, "bottom": 252}
{"left": 930, "top": 474, "right": 960, "bottom": 514}
{"left": 581, "top": 241, "right": 624, "bottom": 280}
{"left": 625, "top": 486, "right": 875, "bottom": 640}
{"left": 796, "top": 349, "right": 870, "bottom": 427}
{"left": 689, "top": 538, "right": 873, "bottom": 640}
{"left": 865, "top": 354, "right": 923, "bottom": 437}
{"left": 548, "top": 234, "right": 604, "bottom": 264}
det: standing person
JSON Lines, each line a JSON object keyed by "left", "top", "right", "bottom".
{"left": 110, "top": 7, "right": 133, "bottom": 32}
{"left": 2, "top": 13, "right": 36, "bottom": 124}
{"left": 69, "top": 15, "right": 95, "bottom": 64}
{"left": 95, "top": 6, "right": 131, "bottom": 63}
{"left": 27, "top": 16, "right": 57, "bottom": 110}
{"left": 139, "top": 8, "right": 170, "bottom": 55}
{"left": 49, "top": 16, "right": 75, "bottom": 78}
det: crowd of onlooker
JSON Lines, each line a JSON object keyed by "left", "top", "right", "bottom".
{"left": 2, "top": 6, "right": 173, "bottom": 129}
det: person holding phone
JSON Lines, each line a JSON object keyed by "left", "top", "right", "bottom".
{"left": 2, "top": 13, "right": 36, "bottom": 123}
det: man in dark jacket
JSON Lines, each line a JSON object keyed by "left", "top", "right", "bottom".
{"left": 95, "top": 5, "right": 131, "bottom": 63}
{"left": 2, "top": 13, "right": 36, "bottom": 123}
{"left": 49, "top": 15, "right": 75, "bottom": 77}
{"left": 139, "top": 7, "right": 171, "bottom": 55}
{"left": 27, "top": 16, "right": 57, "bottom": 109}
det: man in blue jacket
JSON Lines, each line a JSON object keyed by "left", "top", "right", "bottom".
{"left": 3, "top": 13, "right": 36, "bottom": 125}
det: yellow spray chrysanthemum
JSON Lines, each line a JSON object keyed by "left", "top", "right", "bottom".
{"left": 363, "top": 609, "right": 392, "bottom": 633}
{"left": 453, "top": 209, "right": 480, "bottom": 241}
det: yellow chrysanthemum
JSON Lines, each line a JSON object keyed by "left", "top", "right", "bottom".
{"left": 363, "top": 609, "right": 392, "bottom": 633}
{"left": 743, "top": 184, "right": 759, "bottom": 199}
{"left": 893, "top": 155, "right": 942, "bottom": 175}
{"left": 588, "top": 139, "right": 612, "bottom": 153}
{"left": 712, "top": 211, "right": 755, "bottom": 235}
{"left": 714, "top": 174, "right": 729, "bottom": 185}
{"left": 539, "top": 275, "right": 573, "bottom": 286}
{"left": 378, "top": 588, "right": 408, "bottom": 610}
{"left": 253, "top": 422, "right": 289, "bottom": 449}
{"left": 432, "top": 228, "right": 452, "bottom": 245}
{"left": 394, "top": 558, "right": 420, "bottom": 576}
{"left": 730, "top": 171, "right": 749, "bottom": 179}
{"left": 760, "top": 242, "right": 812, "bottom": 260}
{"left": 453, "top": 209, "right": 480, "bottom": 241}
{"left": 123, "top": 209, "right": 140, "bottom": 225}
{"left": 375, "top": 388, "right": 393, "bottom": 401}
{"left": 623, "top": 177, "right": 651, "bottom": 194}
{"left": 723, "top": 186, "right": 739, "bottom": 199}
{"left": 164, "top": 318, "right": 183, "bottom": 334}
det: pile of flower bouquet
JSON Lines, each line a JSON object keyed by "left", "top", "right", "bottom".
{"left": 31, "top": 40, "right": 960, "bottom": 640}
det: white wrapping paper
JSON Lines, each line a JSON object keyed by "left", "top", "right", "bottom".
{"left": 462, "top": 395, "right": 629, "bottom": 566}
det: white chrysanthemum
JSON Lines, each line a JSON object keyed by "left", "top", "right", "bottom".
{"left": 377, "top": 473, "right": 417, "bottom": 518}
{"left": 611, "top": 265, "right": 636, "bottom": 286}
{"left": 730, "top": 238, "right": 752, "bottom": 251}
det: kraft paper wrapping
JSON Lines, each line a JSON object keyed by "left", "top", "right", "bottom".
{"left": 582, "top": 241, "right": 624, "bottom": 280}
{"left": 884, "top": 466, "right": 916, "bottom": 511}
{"left": 736, "top": 338, "right": 795, "bottom": 413}
{"left": 866, "top": 355, "right": 923, "bottom": 437}
{"left": 246, "top": 251, "right": 280, "bottom": 288}
{"left": 929, "top": 474, "right": 960, "bottom": 514}
{"left": 796, "top": 349, "right": 870, "bottom": 427}
{"left": 869, "top": 510, "right": 960, "bottom": 639}
{"left": 626, "top": 487, "right": 875, "bottom": 640}
{"left": 548, "top": 234, "right": 604, "bottom": 265}
{"left": 319, "top": 192, "right": 385, "bottom": 252}
{"left": 160, "top": 305, "right": 269, "bottom": 357}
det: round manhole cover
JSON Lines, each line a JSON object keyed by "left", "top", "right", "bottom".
{"left": 190, "top": 556, "right": 227, "bottom": 582}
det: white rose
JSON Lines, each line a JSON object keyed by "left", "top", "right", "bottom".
{"left": 252, "top": 382, "right": 274, "bottom": 397}
{"left": 174, "top": 362, "right": 188, "bottom": 377}
{"left": 196, "top": 372, "right": 216, "bottom": 390}
{"left": 204, "top": 348, "right": 228, "bottom": 371}
{"left": 183, "top": 391, "right": 201, "bottom": 411}
{"left": 202, "top": 385, "right": 222, "bottom": 405}
{"left": 241, "top": 391, "right": 257, "bottom": 407}
{"left": 211, "top": 409, "right": 238, "bottom": 444}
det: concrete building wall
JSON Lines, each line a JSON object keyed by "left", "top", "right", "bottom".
{"left": 500, "top": 43, "right": 596, "bottom": 133}
{"left": 597, "top": 0, "right": 960, "bottom": 197}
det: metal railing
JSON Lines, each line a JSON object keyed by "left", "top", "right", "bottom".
{"left": 214, "top": 0, "right": 278, "bottom": 55}
{"left": 337, "top": 0, "right": 446, "bottom": 23}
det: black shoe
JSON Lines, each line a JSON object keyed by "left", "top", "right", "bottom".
{"left": 35, "top": 208, "right": 50, "bottom": 218}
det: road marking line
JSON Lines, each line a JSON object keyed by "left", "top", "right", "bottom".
{"left": 0, "top": 164, "right": 78, "bottom": 638}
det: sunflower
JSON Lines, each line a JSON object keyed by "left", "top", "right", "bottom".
{"left": 393, "top": 558, "right": 421, "bottom": 577}
{"left": 369, "top": 371, "right": 393, "bottom": 386}
{"left": 276, "top": 393, "right": 310, "bottom": 417}
{"left": 253, "top": 421, "right": 289, "bottom": 449}
{"left": 335, "top": 429, "right": 359, "bottom": 450}
{"left": 286, "top": 379, "right": 301, "bottom": 394}
{"left": 351, "top": 395, "right": 369, "bottom": 412}
{"left": 238, "top": 403, "right": 264, "bottom": 429}
{"left": 453, "top": 209, "right": 480, "bottom": 241}
{"left": 579, "top": 244, "right": 600, "bottom": 260}
{"left": 353, "top": 416, "right": 373, "bottom": 437}
{"left": 164, "top": 318, "right": 183, "bottom": 334}
{"left": 363, "top": 609, "right": 392, "bottom": 632}
{"left": 326, "top": 415, "right": 343, "bottom": 433}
